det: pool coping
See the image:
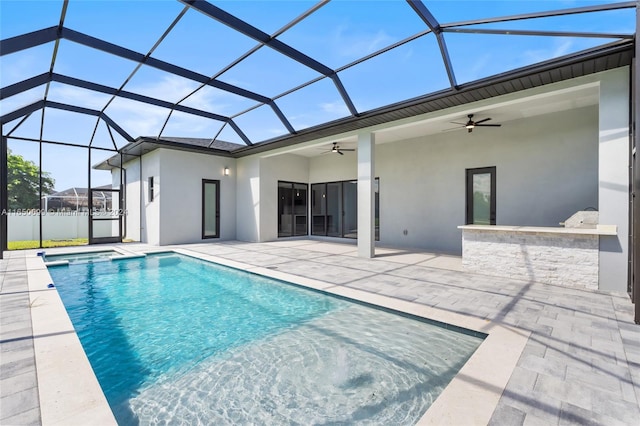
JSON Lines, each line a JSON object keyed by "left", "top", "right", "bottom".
{"left": 29, "top": 247, "right": 530, "bottom": 425}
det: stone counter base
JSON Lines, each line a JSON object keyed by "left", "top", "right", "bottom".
{"left": 462, "top": 230, "right": 599, "bottom": 290}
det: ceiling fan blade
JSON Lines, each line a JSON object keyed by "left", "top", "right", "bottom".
{"left": 338, "top": 150, "right": 344, "bottom": 155}
{"left": 340, "top": 149, "right": 356, "bottom": 151}
{"left": 475, "top": 124, "right": 502, "bottom": 127}
{"left": 474, "top": 117, "right": 492, "bottom": 124}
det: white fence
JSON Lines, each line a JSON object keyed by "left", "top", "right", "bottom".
{"left": 8, "top": 212, "right": 117, "bottom": 241}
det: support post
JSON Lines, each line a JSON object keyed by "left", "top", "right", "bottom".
{"left": 633, "top": 0, "right": 640, "bottom": 323}
{"left": 1, "top": 131, "right": 7, "bottom": 259}
{"left": 357, "top": 132, "right": 375, "bottom": 258}
{"left": 598, "top": 68, "right": 630, "bottom": 293}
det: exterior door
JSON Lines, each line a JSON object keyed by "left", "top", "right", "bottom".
{"left": 89, "top": 188, "right": 122, "bottom": 244}
{"left": 202, "top": 179, "right": 220, "bottom": 239}
{"left": 466, "top": 167, "right": 496, "bottom": 225}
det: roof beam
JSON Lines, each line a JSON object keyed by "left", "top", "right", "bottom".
{"left": 269, "top": 102, "right": 296, "bottom": 134}
{"left": 443, "top": 28, "right": 634, "bottom": 39}
{"left": 180, "top": 0, "right": 333, "bottom": 76}
{"left": 227, "top": 119, "right": 252, "bottom": 146}
{"left": 60, "top": 27, "right": 271, "bottom": 104}
{"left": 0, "top": 73, "right": 50, "bottom": 100}
{"left": 0, "top": 26, "right": 58, "bottom": 56}
{"left": 43, "top": 101, "right": 134, "bottom": 142}
{"left": 442, "top": 1, "right": 636, "bottom": 28}
{"left": 0, "top": 100, "right": 45, "bottom": 124}
{"left": 100, "top": 113, "right": 135, "bottom": 143}
{"left": 180, "top": 0, "right": 359, "bottom": 118}
{"left": 406, "top": 0, "right": 457, "bottom": 88}
{"left": 50, "top": 74, "right": 229, "bottom": 122}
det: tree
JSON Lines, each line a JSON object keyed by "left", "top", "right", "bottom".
{"left": 7, "top": 149, "right": 55, "bottom": 209}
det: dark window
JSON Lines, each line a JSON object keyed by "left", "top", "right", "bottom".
{"left": 278, "top": 181, "right": 308, "bottom": 237}
{"left": 202, "top": 179, "right": 220, "bottom": 239}
{"left": 466, "top": 167, "right": 496, "bottom": 225}
{"left": 148, "top": 176, "right": 154, "bottom": 202}
{"left": 312, "top": 178, "right": 379, "bottom": 240}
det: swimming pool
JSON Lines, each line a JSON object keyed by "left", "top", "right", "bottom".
{"left": 48, "top": 253, "right": 484, "bottom": 425}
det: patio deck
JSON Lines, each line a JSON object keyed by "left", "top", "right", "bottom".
{"left": 1, "top": 239, "right": 639, "bottom": 425}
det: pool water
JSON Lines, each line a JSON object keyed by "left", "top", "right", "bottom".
{"left": 43, "top": 250, "right": 119, "bottom": 263}
{"left": 48, "top": 253, "right": 484, "bottom": 425}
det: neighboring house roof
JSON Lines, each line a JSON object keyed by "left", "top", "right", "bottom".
{"left": 45, "top": 185, "right": 113, "bottom": 197}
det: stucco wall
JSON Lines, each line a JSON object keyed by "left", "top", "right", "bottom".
{"left": 140, "top": 150, "right": 160, "bottom": 245}
{"left": 120, "top": 158, "right": 141, "bottom": 242}
{"left": 598, "top": 67, "right": 630, "bottom": 292}
{"left": 236, "top": 156, "right": 261, "bottom": 242}
{"left": 157, "top": 149, "right": 236, "bottom": 245}
{"left": 304, "top": 105, "right": 599, "bottom": 254}
{"left": 382, "top": 105, "right": 597, "bottom": 253}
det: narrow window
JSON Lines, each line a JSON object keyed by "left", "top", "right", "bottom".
{"left": 148, "top": 176, "right": 154, "bottom": 202}
{"left": 466, "top": 167, "right": 496, "bottom": 225}
{"left": 202, "top": 179, "right": 220, "bottom": 239}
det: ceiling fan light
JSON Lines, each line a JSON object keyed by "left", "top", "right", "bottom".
{"left": 465, "top": 123, "right": 474, "bottom": 129}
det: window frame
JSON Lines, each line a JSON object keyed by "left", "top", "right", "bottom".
{"left": 202, "top": 179, "right": 220, "bottom": 239}
{"left": 465, "top": 166, "right": 496, "bottom": 225}
{"left": 311, "top": 178, "right": 379, "bottom": 240}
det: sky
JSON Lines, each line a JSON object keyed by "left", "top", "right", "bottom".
{"left": 0, "top": 0, "right": 635, "bottom": 191}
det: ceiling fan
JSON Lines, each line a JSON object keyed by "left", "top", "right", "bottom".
{"left": 323, "top": 142, "right": 355, "bottom": 155}
{"left": 446, "top": 114, "right": 502, "bottom": 133}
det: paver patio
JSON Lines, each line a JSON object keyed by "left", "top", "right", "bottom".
{"left": 1, "top": 239, "right": 639, "bottom": 425}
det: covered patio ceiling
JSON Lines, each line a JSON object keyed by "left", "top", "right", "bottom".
{"left": 0, "top": 0, "right": 636, "bottom": 159}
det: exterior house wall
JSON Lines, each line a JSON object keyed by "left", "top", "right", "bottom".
{"left": 156, "top": 149, "right": 236, "bottom": 245}
{"left": 598, "top": 67, "right": 630, "bottom": 292}
{"left": 140, "top": 150, "right": 161, "bottom": 245}
{"left": 120, "top": 158, "right": 141, "bottom": 242}
{"left": 236, "top": 156, "right": 261, "bottom": 242}
{"left": 373, "top": 105, "right": 599, "bottom": 254}
{"left": 300, "top": 105, "right": 599, "bottom": 255}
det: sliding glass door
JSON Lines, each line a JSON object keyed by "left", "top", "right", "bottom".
{"left": 326, "top": 182, "right": 342, "bottom": 237}
{"left": 278, "top": 181, "right": 308, "bottom": 237}
{"left": 312, "top": 179, "right": 379, "bottom": 240}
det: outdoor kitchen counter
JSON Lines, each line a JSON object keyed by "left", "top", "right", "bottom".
{"left": 457, "top": 224, "right": 618, "bottom": 290}
{"left": 457, "top": 224, "right": 618, "bottom": 235}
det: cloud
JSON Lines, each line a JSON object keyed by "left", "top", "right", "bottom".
{"left": 320, "top": 100, "right": 350, "bottom": 116}
{"left": 332, "top": 25, "right": 394, "bottom": 60}
{"left": 521, "top": 39, "right": 574, "bottom": 64}
{"left": 47, "top": 85, "right": 112, "bottom": 110}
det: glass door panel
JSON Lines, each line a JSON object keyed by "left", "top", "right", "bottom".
{"left": 202, "top": 179, "right": 220, "bottom": 238}
{"left": 278, "top": 182, "right": 293, "bottom": 237}
{"left": 293, "top": 183, "right": 307, "bottom": 236}
{"left": 466, "top": 167, "right": 496, "bottom": 225}
{"left": 311, "top": 183, "right": 326, "bottom": 235}
{"left": 326, "top": 182, "right": 342, "bottom": 237}
{"left": 343, "top": 181, "right": 358, "bottom": 239}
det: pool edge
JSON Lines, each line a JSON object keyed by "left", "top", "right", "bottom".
{"left": 27, "top": 255, "right": 117, "bottom": 426}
